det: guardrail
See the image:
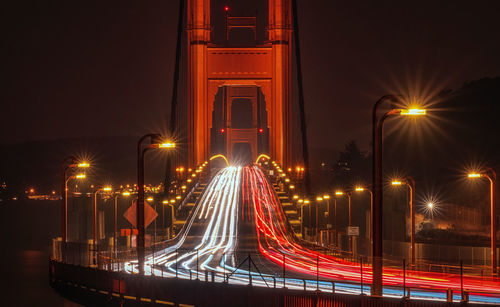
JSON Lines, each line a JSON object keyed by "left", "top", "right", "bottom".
{"left": 50, "top": 240, "right": 500, "bottom": 305}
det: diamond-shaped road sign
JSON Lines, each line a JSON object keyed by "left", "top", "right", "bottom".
{"left": 123, "top": 199, "right": 158, "bottom": 229}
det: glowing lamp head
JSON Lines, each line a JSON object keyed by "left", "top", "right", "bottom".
{"left": 304, "top": 199, "right": 310, "bottom": 204}
{"left": 289, "top": 185, "right": 295, "bottom": 189}
{"left": 75, "top": 173, "right": 86, "bottom": 179}
{"left": 146, "top": 197, "right": 153, "bottom": 202}
{"left": 122, "top": 191, "right": 131, "bottom": 196}
{"left": 102, "top": 186, "right": 112, "bottom": 192}
{"left": 355, "top": 187, "right": 365, "bottom": 192}
{"left": 162, "top": 200, "right": 169, "bottom": 204}
{"left": 159, "top": 142, "right": 175, "bottom": 148}
{"left": 298, "top": 199, "right": 303, "bottom": 203}
{"left": 170, "top": 199, "right": 175, "bottom": 203}
{"left": 293, "top": 195, "right": 299, "bottom": 199}
{"left": 78, "top": 162, "right": 90, "bottom": 168}
{"left": 427, "top": 202, "right": 434, "bottom": 209}
{"left": 468, "top": 173, "right": 481, "bottom": 178}
{"left": 323, "top": 195, "right": 330, "bottom": 199}
{"left": 316, "top": 197, "right": 323, "bottom": 202}
{"left": 400, "top": 108, "right": 426, "bottom": 116}
{"left": 335, "top": 191, "right": 344, "bottom": 196}
{"left": 176, "top": 195, "right": 181, "bottom": 200}
{"left": 391, "top": 180, "right": 403, "bottom": 186}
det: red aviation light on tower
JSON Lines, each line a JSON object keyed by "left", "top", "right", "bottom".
{"left": 258, "top": 128, "right": 264, "bottom": 133}
{"left": 224, "top": 6, "right": 230, "bottom": 12}
{"left": 220, "top": 128, "right": 225, "bottom": 134}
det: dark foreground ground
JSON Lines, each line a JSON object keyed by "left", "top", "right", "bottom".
{"left": 0, "top": 199, "right": 80, "bottom": 306}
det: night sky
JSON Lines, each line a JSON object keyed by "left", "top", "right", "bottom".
{"left": 3, "top": 0, "right": 500, "bottom": 153}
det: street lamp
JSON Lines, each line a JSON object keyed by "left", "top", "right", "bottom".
{"left": 372, "top": 94, "right": 426, "bottom": 296}
{"left": 61, "top": 156, "right": 89, "bottom": 243}
{"left": 391, "top": 177, "right": 416, "bottom": 265}
{"left": 88, "top": 185, "right": 111, "bottom": 266}
{"left": 298, "top": 199, "right": 308, "bottom": 238}
{"left": 316, "top": 196, "right": 323, "bottom": 243}
{"left": 92, "top": 186, "right": 112, "bottom": 247}
{"left": 468, "top": 169, "right": 497, "bottom": 274}
{"left": 322, "top": 195, "right": 331, "bottom": 245}
{"left": 111, "top": 190, "right": 131, "bottom": 254}
{"left": 137, "top": 134, "right": 176, "bottom": 275}
{"left": 354, "top": 186, "right": 373, "bottom": 240}
{"left": 334, "top": 191, "right": 344, "bottom": 246}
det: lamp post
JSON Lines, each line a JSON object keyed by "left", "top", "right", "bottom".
{"left": 90, "top": 186, "right": 112, "bottom": 266}
{"left": 315, "top": 196, "right": 323, "bottom": 243}
{"left": 391, "top": 177, "right": 416, "bottom": 265}
{"left": 323, "top": 195, "right": 330, "bottom": 245}
{"left": 334, "top": 191, "right": 344, "bottom": 246}
{"left": 169, "top": 200, "right": 176, "bottom": 238}
{"left": 468, "top": 169, "right": 497, "bottom": 275}
{"left": 112, "top": 191, "right": 131, "bottom": 254}
{"left": 335, "top": 191, "right": 353, "bottom": 251}
{"left": 61, "top": 157, "right": 89, "bottom": 242}
{"left": 92, "top": 186, "right": 112, "bottom": 247}
{"left": 355, "top": 187, "right": 373, "bottom": 241}
{"left": 137, "top": 134, "right": 175, "bottom": 275}
{"left": 372, "top": 94, "right": 426, "bottom": 296}
{"left": 298, "top": 199, "right": 308, "bottom": 238}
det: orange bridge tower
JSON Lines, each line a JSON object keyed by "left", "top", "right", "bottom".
{"left": 187, "top": 0, "right": 292, "bottom": 167}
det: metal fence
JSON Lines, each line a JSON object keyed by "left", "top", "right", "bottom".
{"left": 50, "top": 239, "right": 500, "bottom": 304}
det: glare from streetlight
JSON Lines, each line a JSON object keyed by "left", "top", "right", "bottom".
{"left": 427, "top": 202, "right": 434, "bottom": 209}
{"left": 323, "top": 195, "right": 330, "bottom": 199}
{"left": 159, "top": 142, "right": 176, "bottom": 148}
{"left": 122, "top": 191, "right": 131, "bottom": 196}
{"left": 75, "top": 173, "right": 86, "bottom": 179}
{"left": 102, "top": 186, "right": 112, "bottom": 192}
{"left": 335, "top": 191, "right": 344, "bottom": 196}
{"left": 316, "top": 196, "right": 323, "bottom": 201}
{"left": 391, "top": 180, "right": 403, "bottom": 186}
{"left": 78, "top": 162, "right": 90, "bottom": 168}
{"left": 468, "top": 173, "right": 482, "bottom": 178}
{"left": 400, "top": 108, "right": 426, "bottom": 116}
{"left": 146, "top": 197, "right": 153, "bottom": 202}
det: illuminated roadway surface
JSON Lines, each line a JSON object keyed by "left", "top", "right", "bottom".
{"left": 125, "top": 166, "right": 500, "bottom": 304}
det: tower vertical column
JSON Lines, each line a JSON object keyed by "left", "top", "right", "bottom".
{"left": 187, "top": 0, "right": 211, "bottom": 167}
{"left": 269, "top": 0, "right": 292, "bottom": 167}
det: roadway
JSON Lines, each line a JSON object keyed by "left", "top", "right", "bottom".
{"left": 125, "top": 165, "right": 500, "bottom": 304}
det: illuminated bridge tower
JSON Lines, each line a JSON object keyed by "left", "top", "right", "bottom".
{"left": 187, "top": 0, "right": 292, "bottom": 167}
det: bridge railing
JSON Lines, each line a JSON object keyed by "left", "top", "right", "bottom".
{"left": 51, "top": 240, "right": 500, "bottom": 303}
